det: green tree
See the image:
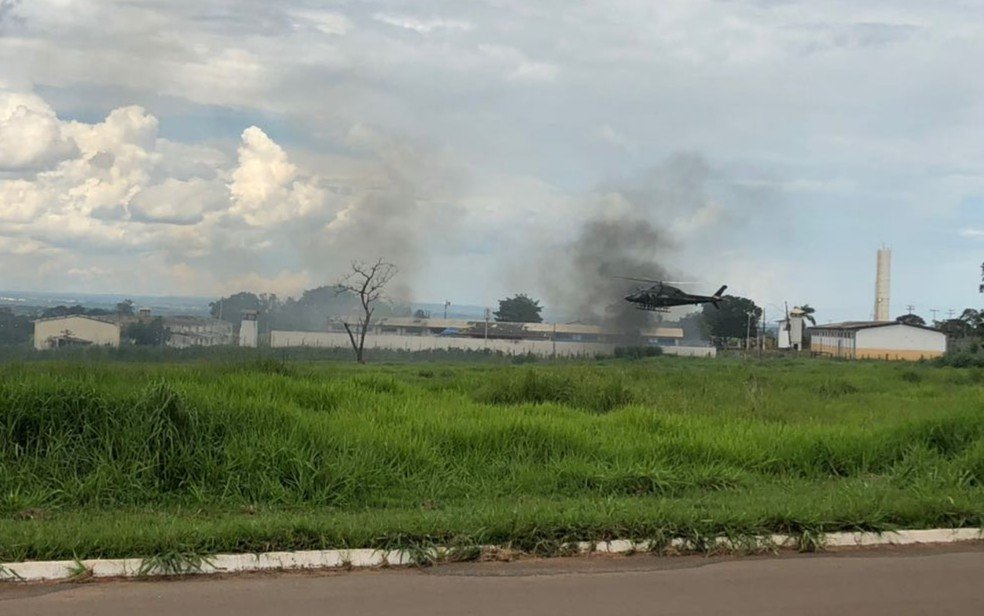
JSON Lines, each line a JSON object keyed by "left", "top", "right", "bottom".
{"left": 960, "top": 309, "right": 983, "bottom": 336}
{"left": 493, "top": 294, "right": 544, "bottom": 323}
{"left": 701, "top": 295, "right": 761, "bottom": 347}
{"left": 116, "top": 299, "right": 135, "bottom": 316}
{"left": 209, "top": 292, "right": 264, "bottom": 332}
{"left": 939, "top": 318, "right": 971, "bottom": 338}
{"left": 124, "top": 317, "right": 170, "bottom": 346}
{"left": 41, "top": 305, "right": 87, "bottom": 318}
{"left": 896, "top": 313, "right": 926, "bottom": 326}
{"left": 796, "top": 304, "right": 817, "bottom": 326}
{"left": 0, "top": 308, "right": 32, "bottom": 345}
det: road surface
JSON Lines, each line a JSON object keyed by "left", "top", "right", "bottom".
{"left": 4, "top": 545, "right": 984, "bottom": 615}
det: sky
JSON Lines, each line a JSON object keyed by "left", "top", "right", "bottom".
{"left": 0, "top": 0, "right": 982, "bottom": 323}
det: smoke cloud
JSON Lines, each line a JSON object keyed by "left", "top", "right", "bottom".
{"left": 533, "top": 153, "right": 736, "bottom": 339}
{"left": 541, "top": 217, "right": 670, "bottom": 340}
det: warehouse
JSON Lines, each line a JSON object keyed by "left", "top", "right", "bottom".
{"left": 33, "top": 315, "right": 121, "bottom": 350}
{"left": 809, "top": 321, "right": 946, "bottom": 361}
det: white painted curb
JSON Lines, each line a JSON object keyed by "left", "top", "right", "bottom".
{"left": 1, "top": 528, "right": 981, "bottom": 583}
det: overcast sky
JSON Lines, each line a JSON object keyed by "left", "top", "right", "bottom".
{"left": 0, "top": 0, "right": 982, "bottom": 322}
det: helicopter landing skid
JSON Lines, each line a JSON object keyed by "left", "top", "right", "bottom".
{"left": 634, "top": 305, "right": 670, "bottom": 313}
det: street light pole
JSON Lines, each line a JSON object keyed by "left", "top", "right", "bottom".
{"left": 746, "top": 312, "right": 752, "bottom": 352}
{"left": 484, "top": 307, "right": 490, "bottom": 349}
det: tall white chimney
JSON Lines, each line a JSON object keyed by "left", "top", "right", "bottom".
{"left": 874, "top": 247, "right": 891, "bottom": 322}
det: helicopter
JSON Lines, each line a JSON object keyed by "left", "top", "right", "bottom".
{"left": 618, "top": 277, "right": 728, "bottom": 312}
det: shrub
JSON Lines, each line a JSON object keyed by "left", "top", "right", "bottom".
{"left": 474, "top": 368, "right": 632, "bottom": 412}
{"left": 613, "top": 346, "right": 663, "bottom": 360}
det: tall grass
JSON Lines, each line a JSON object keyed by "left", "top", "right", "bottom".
{"left": 1, "top": 358, "right": 983, "bottom": 560}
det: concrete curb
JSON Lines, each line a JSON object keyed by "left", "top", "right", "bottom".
{"left": 2, "top": 528, "right": 981, "bottom": 583}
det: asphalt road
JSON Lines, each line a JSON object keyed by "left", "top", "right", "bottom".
{"left": 4, "top": 545, "right": 984, "bottom": 615}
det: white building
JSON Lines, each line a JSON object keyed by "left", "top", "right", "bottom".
{"left": 777, "top": 309, "right": 807, "bottom": 350}
{"left": 33, "top": 315, "right": 121, "bottom": 350}
{"left": 269, "top": 317, "right": 717, "bottom": 358}
{"left": 809, "top": 321, "right": 946, "bottom": 361}
{"left": 239, "top": 311, "right": 259, "bottom": 348}
{"left": 164, "top": 317, "right": 234, "bottom": 348}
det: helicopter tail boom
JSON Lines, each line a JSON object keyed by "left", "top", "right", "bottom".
{"left": 710, "top": 285, "right": 727, "bottom": 308}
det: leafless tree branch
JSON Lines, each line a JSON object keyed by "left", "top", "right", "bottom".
{"left": 336, "top": 258, "right": 397, "bottom": 363}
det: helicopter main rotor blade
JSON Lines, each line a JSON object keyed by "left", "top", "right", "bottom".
{"left": 614, "top": 276, "right": 703, "bottom": 285}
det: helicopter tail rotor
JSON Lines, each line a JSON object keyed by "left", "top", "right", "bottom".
{"left": 710, "top": 285, "right": 728, "bottom": 309}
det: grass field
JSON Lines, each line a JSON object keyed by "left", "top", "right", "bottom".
{"left": 1, "top": 357, "right": 984, "bottom": 562}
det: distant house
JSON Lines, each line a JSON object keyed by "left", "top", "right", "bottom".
{"left": 33, "top": 315, "right": 121, "bottom": 350}
{"left": 809, "top": 321, "right": 946, "bottom": 361}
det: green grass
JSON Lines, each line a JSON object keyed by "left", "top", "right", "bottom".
{"left": 1, "top": 357, "right": 983, "bottom": 562}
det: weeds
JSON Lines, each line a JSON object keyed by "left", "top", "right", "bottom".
{"left": 67, "top": 558, "right": 93, "bottom": 582}
{"left": 795, "top": 528, "right": 827, "bottom": 553}
{"left": 1, "top": 359, "right": 983, "bottom": 561}
{"left": 0, "top": 563, "right": 23, "bottom": 581}
{"left": 137, "top": 550, "right": 213, "bottom": 576}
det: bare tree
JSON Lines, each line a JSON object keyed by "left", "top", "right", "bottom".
{"left": 336, "top": 259, "right": 397, "bottom": 363}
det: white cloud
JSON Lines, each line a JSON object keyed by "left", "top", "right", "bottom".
{"left": 229, "top": 126, "right": 327, "bottom": 226}
{"left": 130, "top": 178, "right": 227, "bottom": 225}
{"left": 594, "top": 125, "right": 636, "bottom": 153}
{"left": 959, "top": 228, "right": 984, "bottom": 238}
{"left": 478, "top": 45, "right": 559, "bottom": 83}
{"left": 291, "top": 9, "right": 352, "bottom": 35}
{"left": 0, "top": 90, "right": 78, "bottom": 170}
{"left": 1, "top": 1, "right": 983, "bottom": 313}
{"left": 372, "top": 13, "right": 472, "bottom": 34}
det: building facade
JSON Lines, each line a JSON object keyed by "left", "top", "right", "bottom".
{"left": 163, "top": 317, "right": 234, "bottom": 348}
{"left": 239, "top": 311, "right": 259, "bottom": 348}
{"left": 809, "top": 321, "right": 946, "bottom": 361}
{"left": 33, "top": 315, "right": 121, "bottom": 350}
{"left": 270, "top": 317, "right": 716, "bottom": 357}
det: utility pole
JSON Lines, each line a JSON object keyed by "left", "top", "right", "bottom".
{"left": 484, "top": 307, "right": 490, "bottom": 348}
{"left": 759, "top": 308, "right": 765, "bottom": 358}
{"left": 745, "top": 312, "right": 753, "bottom": 353}
{"left": 552, "top": 321, "right": 557, "bottom": 360}
{"left": 444, "top": 300, "right": 451, "bottom": 320}
{"left": 906, "top": 304, "right": 914, "bottom": 315}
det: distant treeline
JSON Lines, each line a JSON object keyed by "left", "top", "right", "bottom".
{"left": 209, "top": 286, "right": 412, "bottom": 334}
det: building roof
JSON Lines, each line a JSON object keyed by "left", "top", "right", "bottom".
{"left": 810, "top": 320, "right": 942, "bottom": 334}
{"left": 162, "top": 316, "right": 231, "bottom": 327}
{"left": 33, "top": 314, "right": 120, "bottom": 326}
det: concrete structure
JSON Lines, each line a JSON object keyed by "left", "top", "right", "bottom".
{"left": 347, "top": 316, "right": 687, "bottom": 345}
{"left": 874, "top": 247, "right": 891, "bottom": 321}
{"left": 164, "top": 317, "right": 234, "bottom": 348}
{"left": 777, "top": 308, "right": 806, "bottom": 350}
{"left": 239, "top": 310, "right": 259, "bottom": 348}
{"left": 33, "top": 315, "right": 121, "bottom": 350}
{"left": 809, "top": 321, "right": 946, "bottom": 360}
{"left": 270, "top": 317, "right": 716, "bottom": 358}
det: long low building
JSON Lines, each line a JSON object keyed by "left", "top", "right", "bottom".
{"left": 355, "top": 316, "right": 687, "bottom": 345}
{"left": 271, "top": 317, "right": 716, "bottom": 357}
{"left": 809, "top": 321, "right": 946, "bottom": 361}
